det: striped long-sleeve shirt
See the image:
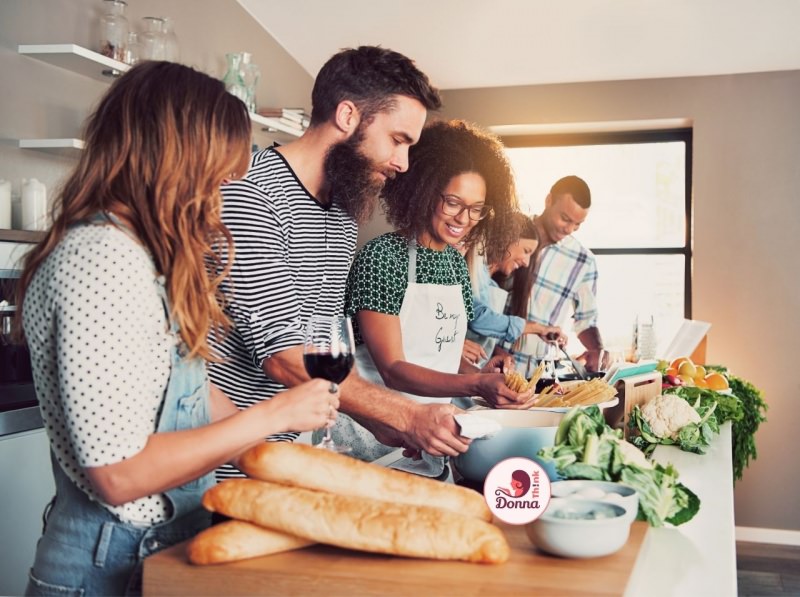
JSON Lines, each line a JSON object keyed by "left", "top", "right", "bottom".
{"left": 209, "top": 147, "right": 357, "bottom": 479}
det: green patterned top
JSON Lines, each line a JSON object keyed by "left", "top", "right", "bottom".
{"left": 345, "top": 232, "right": 474, "bottom": 345}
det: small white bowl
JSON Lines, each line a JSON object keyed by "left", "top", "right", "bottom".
{"left": 550, "top": 480, "right": 639, "bottom": 522}
{"left": 525, "top": 499, "right": 632, "bottom": 558}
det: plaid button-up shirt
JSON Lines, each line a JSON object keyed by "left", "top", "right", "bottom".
{"left": 505, "top": 234, "right": 599, "bottom": 362}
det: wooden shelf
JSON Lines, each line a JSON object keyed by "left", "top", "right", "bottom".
{"left": 19, "top": 138, "right": 85, "bottom": 156}
{"left": 18, "top": 43, "right": 129, "bottom": 82}
{"left": 0, "top": 230, "right": 46, "bottom": 243}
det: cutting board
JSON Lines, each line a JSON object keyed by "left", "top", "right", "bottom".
{"left": 143, "top": 520, "right": 648, "bottom": 596}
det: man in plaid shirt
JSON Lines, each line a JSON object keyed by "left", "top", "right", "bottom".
{"left": 512, "top": 175, "right": 605, "bottom": 372}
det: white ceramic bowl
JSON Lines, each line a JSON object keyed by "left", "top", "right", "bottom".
{"left": 525, "top": 499, "right": 632, "bottom": 558}
{"left": 452, "top": 409, "right": 563, "bottom": 483}
{"left": 550, "top": 480, "right": 639, "bottom": 522}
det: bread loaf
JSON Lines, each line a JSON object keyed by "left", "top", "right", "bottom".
{"left": 187, "top": 520, "right": 313, "bottom": 565}
{"left": 203, "top": 479, "right": 509, "bottom": 564}
{"left": 238, "top": 442, "right": 491, "bottom": 521}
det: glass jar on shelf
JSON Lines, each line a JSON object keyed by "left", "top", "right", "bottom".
{"left": 139, "top": 16, "right": 166, "bottom": 61}
{"left": 123, "top": 31, "right": 139, "bottom": 65}
{"left": 240, "top": 52, "right": 260, "bottom": 112}
{"left": 162, "top": 17, "right": 180, "bottom": 62}
{"left": 222, "top": 52, "right": 248, "bottom": 104}
{"left": 98, "top": 0, "right": 129, "bottom": 62}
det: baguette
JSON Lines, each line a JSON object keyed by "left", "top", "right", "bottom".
{"left": 187, "top": 520, "right": 313, "bottom": 565}
{"left": 238, "top": 442, "right": 491, "bottom": 521}
{"left": 203, "top": 479, "right": 509, "bottom": 564}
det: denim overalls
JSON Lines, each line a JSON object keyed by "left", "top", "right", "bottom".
{"left": 26, "top": 215, "right": 216, "bottom": 596}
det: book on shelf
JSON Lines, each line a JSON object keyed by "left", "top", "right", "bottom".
{"left": 256, "top": 106, "right": 306, "bottom": 116}
{"left": 278, "top": 116, "right": 305, "bottom": 130}
{"left": 279, "top": 108, "right": 309, "bottom": 123}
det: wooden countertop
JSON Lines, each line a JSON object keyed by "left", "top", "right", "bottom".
{"left": 144, "top": 520, "right": 648, "bottom": 596}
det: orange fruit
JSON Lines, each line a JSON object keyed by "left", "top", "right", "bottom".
{"left": 670, "top": 357, "right": 692, "bottom": 370}
{"left": 705, "top": 372, "right": 729, "bottom": 391}
{"left": 694, "top": 377, "right": 709, "bottom": 389}
{"left": 694, "top": 366, "right": 707, "bottom": 380}
{"left": 665, "top": 367, "right": 678, "bottom": 377}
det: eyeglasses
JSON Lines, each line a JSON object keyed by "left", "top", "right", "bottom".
{"left": 440, "top": 194, "right": 494, "bottom": 221}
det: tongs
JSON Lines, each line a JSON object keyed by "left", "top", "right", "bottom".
{"left": 558, "top": 345, "right": 588, "bottom": 380}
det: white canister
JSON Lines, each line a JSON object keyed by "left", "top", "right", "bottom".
{"left": 21, "top": 178, "right": 48, "bottom": 231}
{"left": 0, "top": 180, "right": 11, "bottom": 229}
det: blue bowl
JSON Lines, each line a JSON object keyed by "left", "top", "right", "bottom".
{"left": 453, "top": 409, "right": 563, "bottom": 482}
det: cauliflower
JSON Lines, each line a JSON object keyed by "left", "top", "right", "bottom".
{"left": 612, "top": 436, "right": 654, "bottom": 469}
{"left": 639, "top": 394, "right": 701, "bottom": 440}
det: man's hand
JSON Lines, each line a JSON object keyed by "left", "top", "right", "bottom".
{"left": 364, "top": 402, "right": 471, "bottom": 458}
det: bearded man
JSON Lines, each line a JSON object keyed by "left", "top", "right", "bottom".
{"left": 210, "top": 46, "right": 473, "bottom": 479}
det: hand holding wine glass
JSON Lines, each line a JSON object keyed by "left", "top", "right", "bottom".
{"left": 303, "top": 315, "right": 355, "bottom": 453}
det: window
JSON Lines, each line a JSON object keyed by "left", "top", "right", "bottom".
{"left": 502, "top": 129, "right": 692, "bottom": 355}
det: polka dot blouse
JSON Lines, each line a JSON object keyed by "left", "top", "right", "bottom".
{"left": 22, "top": 222, "right": 174, "bottom": 525}
{"left": 344, "top": 232, "right": 474, "bottom": 345}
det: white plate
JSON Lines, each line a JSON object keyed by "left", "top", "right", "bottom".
{"left": 469, "top": 395, "right": 619, "bottom": 412}
{"left": 527, "top": 395, "right": 620, "bottom": 413}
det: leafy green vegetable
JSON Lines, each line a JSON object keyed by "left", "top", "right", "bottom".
{"left": 538, "top": 406, "right": 701, "bottom": 527}
{"left": 664, "top": 370, "right": 767, "bottom": 482}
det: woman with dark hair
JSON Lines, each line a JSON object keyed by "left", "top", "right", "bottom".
{"left": 338, "top": 120, "right": 530, "bottom": 465}
{"left": 465, "top": 212, "right": 566, "bottom": 363}
{"left": 16, "top": 61, "right": 337, "bottom": 596}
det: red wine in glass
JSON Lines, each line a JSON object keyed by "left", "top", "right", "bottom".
{"left": 303, "top": 315, "right": 354, "bottom": 454}
{"left": 303, "top": 353, "right": 354, "bottom": 385}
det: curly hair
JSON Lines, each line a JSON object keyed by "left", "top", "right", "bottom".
{"left": 381, "top": 120, "right": 518, "bottom": 259}
{"left": 15, "top": 61, "right": 251, "bottom": 360}
{"left": 310, "top": 46, "right": 442, "bottom": 127}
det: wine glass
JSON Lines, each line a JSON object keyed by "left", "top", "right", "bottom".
{"left": 533, "top": 340, "right": 559, "bottom": 392}
{"left": 599, "top": 348, "right": 625, "bottom": 373}
{"left": 303, "top": 315, "right": 355, "bottom": 453}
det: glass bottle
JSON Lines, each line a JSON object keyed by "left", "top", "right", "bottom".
{"left": 162, "top": 17, "right": 180, "bottom": 62}
{"left": 139, "top": 16, "right": 166, "bottom": 61}
{"left": 99, "top": 0, "right": 129, "bottom": 62}
{"left": 123, "top": 31, "right": 139, "bottom": 65}
{"left": 222, "top": 52, "right": 248, "bottom": 105}
{"left": 240, "top": 52, "right": 260, "bottom": 112}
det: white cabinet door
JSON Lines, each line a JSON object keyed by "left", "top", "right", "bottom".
{"left": 0, "top": 428, "right": 54, "bottom": 596}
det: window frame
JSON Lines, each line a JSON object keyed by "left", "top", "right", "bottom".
{"left": 501, "top": 128, "right": 693, "bottom": 318}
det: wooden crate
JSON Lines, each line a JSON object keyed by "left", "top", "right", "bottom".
{"left": 603, "top": 371, "right": 662, "bottom": 438}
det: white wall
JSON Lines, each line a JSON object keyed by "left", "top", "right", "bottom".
{"left": 440, "top": 71, "right": 800, "bottom": 533}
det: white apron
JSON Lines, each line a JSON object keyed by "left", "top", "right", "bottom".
{"left": 473, "top": 284, "right": 509, "bottom": 363}
{"left": 330, "top": 240, "right": 467, "bottom": 473}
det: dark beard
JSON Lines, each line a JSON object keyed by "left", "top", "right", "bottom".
{"left": 323, "top": 130, "right": 386, "bottom": 224}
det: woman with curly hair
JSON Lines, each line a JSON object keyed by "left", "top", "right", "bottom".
{"left": 464, "top": 212, "right": 566, "bottom": 364}
{"left": 16, "top": 62, "right": 337, "bottom": 596}
{"left": 337, "top": 120, "right": 530, "bottom": 466}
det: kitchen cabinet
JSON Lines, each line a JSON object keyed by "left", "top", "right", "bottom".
{"left": 0, "top": 428, "right": 54, "bottom": 596}
{"left": 16, "top": 44, "right": 302, "bottom": 156}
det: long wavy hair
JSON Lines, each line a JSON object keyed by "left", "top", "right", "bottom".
{"left": 492, "top": 213, "right": 539, "bottom": 319}
{"left": 381, "top": 120, "right": 518, "bottom": 258}
{"left": 15, "top": 61, "right": 251, "bottom": 360}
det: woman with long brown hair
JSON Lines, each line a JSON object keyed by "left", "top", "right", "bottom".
{"left": 464, "top": 212, "right": 565, "bottom": 362}
{"left": 17, "top": 61, "right": 337, "bottom": 596}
